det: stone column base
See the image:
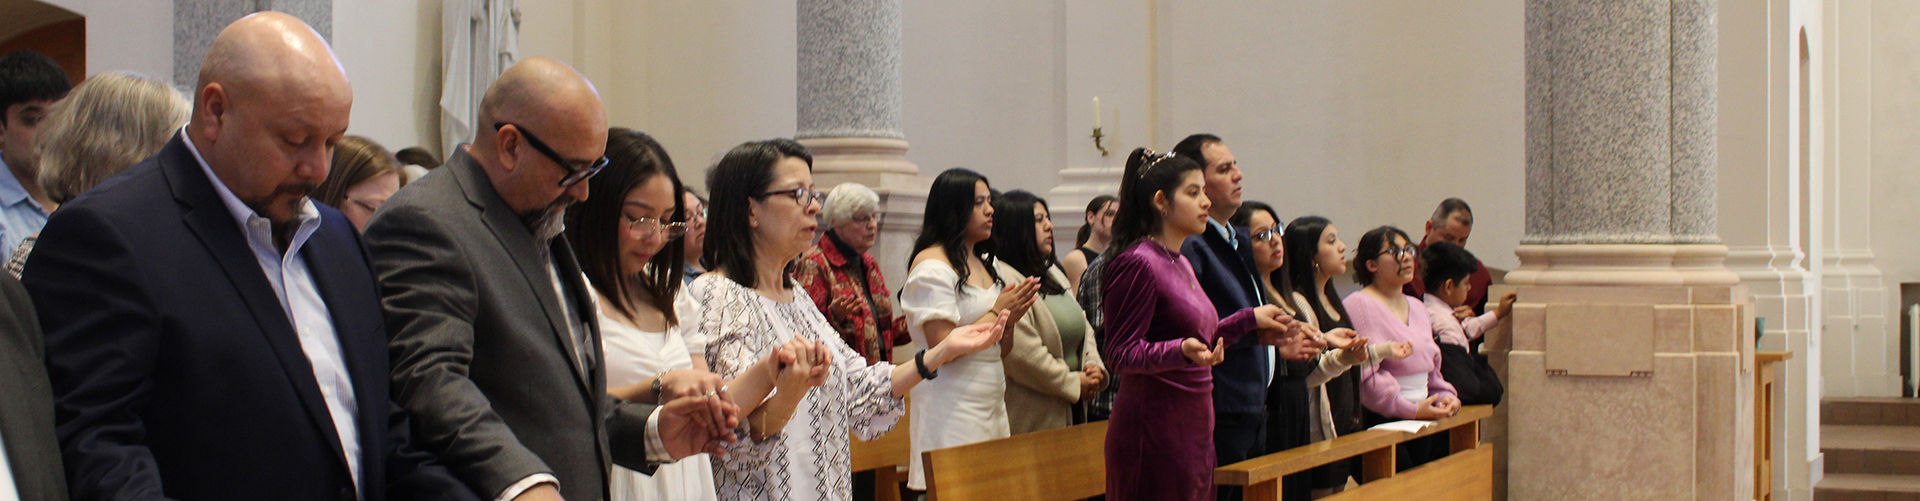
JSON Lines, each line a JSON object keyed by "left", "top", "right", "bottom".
{"left": 802, "top": 136, "right": 928, "bottom": 291}
{"left": 1496, "top": 244, "right": 1755, "bottom": 500}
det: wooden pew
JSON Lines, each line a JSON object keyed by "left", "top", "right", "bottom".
{"left": 921, "top": 420, "right": 1108, "bottom": 501}
{"left": 1215, "top": 405, "right": 1496, "bottom": 501}
{"left": 850, "top": 407, "right": 912, "bottom": 501}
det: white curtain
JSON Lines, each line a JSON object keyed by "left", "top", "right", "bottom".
{"left": 440, "top": 0, "right": 519, "bottom": 160}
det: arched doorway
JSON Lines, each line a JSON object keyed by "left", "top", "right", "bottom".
{"left": 0, "top": 0, "right": 83, "bottom": 83}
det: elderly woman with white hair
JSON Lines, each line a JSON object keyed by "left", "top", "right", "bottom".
{"left": 792, "top": 182, "right": 909, "bottom": 366}
{"left": 9, "top": 71, "right": 189, "bottom": 277}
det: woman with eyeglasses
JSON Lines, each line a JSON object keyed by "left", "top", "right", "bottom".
{"left": 564, "top": 129, "right": 797, "bottom": 501}
{"left": 1345, "top": 225, "right": 1460, "bottom": 471}
{"left": 314, "top": 135, "right": 407, "bottom": 232}
{"left": 792, "top": 182, "right": 908, "bottom": 366}
{"left": 990, "top": 190, "right": 1108, "bottom": 434}
{"left": 1233, "top": 207, "right": 1409, "bottom": 500}
{"left": 899, "top": 167, "right": 1040, "bottom": 494}
{"left": 683, "top": 140, "right": 1009, "bottom": 501}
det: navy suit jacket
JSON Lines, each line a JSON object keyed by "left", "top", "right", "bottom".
{"left": 21, "top": 135, "right": 475, "bottom": 501}
{"left": 1182, "top": 223, "right": 1269, "bottom": 416}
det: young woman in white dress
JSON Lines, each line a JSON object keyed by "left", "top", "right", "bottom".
{"left": 564, "top": 129, "right": 795, "bottom": 501}
{"left": 682, "top": 139, "right": 1012, "bottom": 501}
{"left": 900, "top": 168, "right": 1042, "bottom": 494}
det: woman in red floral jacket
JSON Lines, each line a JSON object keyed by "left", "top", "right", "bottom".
{"left": 793, "top": 182, "right": 909, "bottom": 365}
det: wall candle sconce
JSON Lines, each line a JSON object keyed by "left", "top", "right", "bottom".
{"left": 1092, "top": 96, "right": 1109, "bottom": 157}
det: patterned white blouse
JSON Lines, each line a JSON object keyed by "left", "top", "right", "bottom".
{"left": 677, "top": 273, "right": 908, "bottom": 501}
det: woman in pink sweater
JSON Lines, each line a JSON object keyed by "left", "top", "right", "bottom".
{"left": 1343, "top": 225, "right": 1460, "bottom": 470}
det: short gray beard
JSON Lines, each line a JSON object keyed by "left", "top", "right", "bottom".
{"left": 525, "top": 198, "right": 572, "bottom": 243}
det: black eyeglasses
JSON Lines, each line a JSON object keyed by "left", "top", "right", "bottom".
{"left": 1250, "top": 228, "right": 1280, "bottom": 244}
{"left": 1378, "top": 246, "right": 1418, "bottom": 260}
{"left": 495, "top": 123, "right": 609, "bottom": 187}
{"left": 758, "top": 186, "right": 827, "bottom": 207}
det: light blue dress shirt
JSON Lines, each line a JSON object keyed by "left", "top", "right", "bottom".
{"left": 181, "top": 134, "right": 364, "bottom": 496}
{"left": 0, "top": 156, "right": 50, "bottom": 263}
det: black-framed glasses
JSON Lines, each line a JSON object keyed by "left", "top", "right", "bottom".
{"left": 495, "top": 123, "right": 609, "bottom": 187}
{"left": 1378, "top": 246, "right": 1418, "bottom": 260}
{"left": 622, "top": 214, "right": 688, "bottom": 239}
{"left": 1250, "top": 228, "right": 1281, "bottom": 244}
{"left": 758, "top": 186, "right": 827, "bottom": 207}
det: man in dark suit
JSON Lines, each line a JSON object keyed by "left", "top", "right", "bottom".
{"left": 1172, "top": 133, "right": 1315, "bottom": 501}
{"left": 364, "top": 58, "right": 738, "bottom": 501}
{"left": 20, "top": 12, "right": 474, "bottom": 501}
{"left": 0, "top": 274, "right": 65, "bottom": 501}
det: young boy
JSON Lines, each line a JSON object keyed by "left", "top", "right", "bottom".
{"left": 1419, "top": 242, "right": 1515, "bottom": 351}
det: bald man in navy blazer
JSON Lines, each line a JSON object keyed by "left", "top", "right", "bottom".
{"left": 21, "top": 13, "right": 472, "bottom": 501}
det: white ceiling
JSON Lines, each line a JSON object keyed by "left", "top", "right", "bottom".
{"left": 0, "top": 0, "right": 80, "bottom": 43}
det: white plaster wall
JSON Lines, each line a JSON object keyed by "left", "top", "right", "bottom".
{"left": 331, "top": 0, "right": 441, "bottom": 153}
{"left": 1157, "top": 0, "right": 1526, "bottom": 271}
{"left": 1872, "top": 0, "right": 1920, "bottom": 397}
{"left": 37, "top": 0, "right": 173, "bottom": 80}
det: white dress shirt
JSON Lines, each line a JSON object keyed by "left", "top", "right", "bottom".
{"left": 0, "top": 426, "right": 18, "bottom": 499}
{"left": 182, "top": 134, "right": 363, "bottom": 496}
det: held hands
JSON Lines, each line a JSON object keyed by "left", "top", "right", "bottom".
{"left": 655, "top": 369, "right": 727, "bottom": 402}
{"left": 657, "top": 390, "right": 741, "bottom": 460}
{"left": 1181, "top": 337, "right": 1227, "bottom": 366}
{"left": 1275, "top": 331, "right": 1325, "bottom": 361}
{"left": 1250, "top": 305, "right": 1301, "bottom": 346}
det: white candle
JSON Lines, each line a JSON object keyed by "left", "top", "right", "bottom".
{"left": 1093, "top": 97, "right": 1102, "bottom": 129}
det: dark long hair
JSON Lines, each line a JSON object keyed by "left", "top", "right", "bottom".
{"left": 1231, "top": 201, "right": 1300, "bottom": 315}
{"left": 705, "top": 138, "right": 812, "bottom": 290}
{"left": 565, "top": 128, "right": 685, "bottom": 322}
{"left": 1284, "top": 216, "right": 1349, "bottom": 321}
{"left": 1101, "top": 147, "right": 1204, "bottom": 279}
{"left": 992, "top": 190, "right": 1065, "bottom": 295}
{"left": 1073, "top": 194, "right": 1118, "bottom": 249}
{"left": 912, "top": 168, "right": 1001, "bottom": 293}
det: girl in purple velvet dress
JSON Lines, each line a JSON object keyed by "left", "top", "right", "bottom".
{"left": 1099, "top": 148, "right": 1293, "bottom": 501}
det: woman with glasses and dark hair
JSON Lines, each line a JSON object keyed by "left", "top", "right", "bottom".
{"left": 1346, "top": 225, "right": 1460, "bottom": 471}
{"left": 565, "top": 129, "right": 795, "bottom": 501}
{"left": 899, "top": 167, "right": 1040, "bottom": 494}
{"left": 1099, "top": 149, "right": 1295, "bottom": 501}
{"left": 990, "top": 190, "right": 1108, "bottom": 434}
{"left": 682, "top": 139, "right": 1009, "bottom": 501}
{"left": 792, "top": 182, "right": 907, "bottom": 366}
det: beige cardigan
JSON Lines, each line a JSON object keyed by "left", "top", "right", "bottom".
{"left": 997, "top": 262, "right": 1108, "bottom": 435}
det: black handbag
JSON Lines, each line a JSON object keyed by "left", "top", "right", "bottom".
{"left": 1435, "top": 335, "right": 1503, "bottom": 406}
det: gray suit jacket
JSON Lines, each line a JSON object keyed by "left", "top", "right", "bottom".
{"left": 0, "top": 273, "right": 65, "bottom": 501}
{"left": 366, "top": 150, "right": 656, "bottom": 501}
